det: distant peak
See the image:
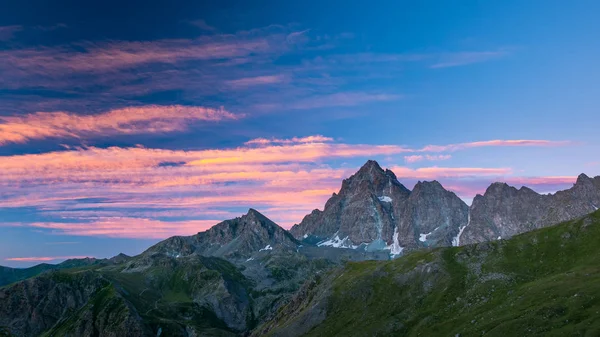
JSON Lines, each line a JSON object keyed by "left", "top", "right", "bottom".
{"left": 576, "top": 173, "right": 592, "bottom": 184}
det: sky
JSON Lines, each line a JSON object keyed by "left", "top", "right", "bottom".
{"left": 1, "top": 0, "right": 599, "bottom": 267}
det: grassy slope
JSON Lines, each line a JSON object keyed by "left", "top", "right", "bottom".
{"left": 264, "top": 210, "right": 600, "bottom": 337}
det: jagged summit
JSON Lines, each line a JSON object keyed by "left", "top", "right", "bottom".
{"left": 577, "top": 173, "right": 592, "bottom": 184}
{"left": 291, "top": 160, "right": 468, "bottom": 253}
{"left": 460, "top": 173, "right": 600, "bottom": 245}
{"left": 292, "top": 161, "right": 600, "bottom": 254}
{"left": 146, "top": 208, "right": 298, "bottom": 260}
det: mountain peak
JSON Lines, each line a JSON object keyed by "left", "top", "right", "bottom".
{"left": 355, "top": 160, "right": 385, "bottom": 178}
{"left": 246, "top": 208, "right": 266, "bottom": 219}
{"left": 576, "top": 173, "right": 592, "bottom": 185}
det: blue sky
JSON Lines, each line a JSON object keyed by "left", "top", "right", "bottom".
{"left": 0, "top": 0, "right": 599, "bottom": 267}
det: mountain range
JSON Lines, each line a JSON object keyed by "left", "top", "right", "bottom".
{"left": 1, "top": 160, "right": 599, "bottom": 336}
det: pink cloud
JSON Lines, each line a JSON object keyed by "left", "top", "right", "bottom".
{"left": 0, "top": 38, "right": 271, "bottom": 74}
{"left": 418, "top": 139, "right": 571, "bottom": 152}
{"left": 5, "top": 255, "right": 93, "bottom": 262}
{"left": 0, "top": 135, "right": 584, "bottom": 235}
{"left": 226, "top": 75, "right": 285, "bottom": 87}
{"left": 0, "top": 105, "right": 239, "bottom": 145}
{"left": 404, "top": 154, "right": 452, "bottom": 163}
{"left": 244, "top": 135, "right": 334, "bottom": 146}
{"left": 29, "top": 218, "right": 219, "bottom": 239}
{"left": 390, "top": 166, "right": 512, "bottom": 179}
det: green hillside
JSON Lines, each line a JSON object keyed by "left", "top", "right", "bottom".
{"left": 258, "top": 210, "right": 600, "bottom": 337}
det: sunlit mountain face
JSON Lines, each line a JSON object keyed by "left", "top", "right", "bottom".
{"left": 1, "top": 0, "right": 599, "bottom": 267}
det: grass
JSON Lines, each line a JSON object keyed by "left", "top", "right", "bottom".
{"left": 263, "top": 210, "right": 600, "bottom": 337}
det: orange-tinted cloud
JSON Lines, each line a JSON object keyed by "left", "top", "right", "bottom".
{"left": 5, "top": 255, "right": 93, "bottom": 262}
{"left": 0, "top": 136, "right": 580, "bottom": 237}
{"left": 29, "top": 218, "right": 218, "bottom": 239}
{"left": 0, "top": 105, "right": 239, "bottom": 145}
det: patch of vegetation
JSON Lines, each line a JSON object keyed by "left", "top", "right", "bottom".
{"left": 263, "top": 210, "right": 600, "bottom": 337}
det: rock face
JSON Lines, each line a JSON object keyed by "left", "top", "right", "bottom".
{"left": 291, "top": 160, "right": 600, "bottom": 253}
{"left": 459, "top": 174, "right": 600, "bottom": 245}
{"left": 290, "top": 160, "right": 469, "bottom": 254}
{"left": 399, "top": 180, "right": 469, "bottom": 248}
{"left": 147, "top": 208, "right": 299, "bottom": 260}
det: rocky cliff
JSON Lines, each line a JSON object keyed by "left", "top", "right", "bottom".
{"left": 290, "top": 160, "right": 469, "bottom": 255}
{"left": 459, "top": 173, "right": 600, "bottom": 245}
{"left": 292, "top": 160, "right": 600, "bottom": 252}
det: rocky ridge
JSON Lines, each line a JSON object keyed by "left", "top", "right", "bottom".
{"left": 290, "top": 160, "right": 470, "bottom": 254}
{"left": 292, "top": 161, "right": 600, "bottom": 253}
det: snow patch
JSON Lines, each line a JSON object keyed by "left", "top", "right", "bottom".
{"left": 317, "top": 233, "right": 358, "bottom": 249}
{"left": 593, "top": 203, "right": 599, "bottom": 211}
{"left": 419, "top": 227, "right": 440, "bottom": 242}
{"left": 386, "top": 226, "right": 404, "bottom": 258}
{"left": 497, "top": 236, "right": 502, "bottom": 240}
{"left": 378, "top": 196, "right": 393, "bottom": 203}
{"left": 246, "top": 257, "right": 254, "bottom": 262}
{"left": 303, "top": 233, "right": 308, "bottom": 239}
{"left": 259, "top": 244, "right": 273, "bottom": 252}
{"left": 452, "top": 211, "right": 470, "bottom": 247}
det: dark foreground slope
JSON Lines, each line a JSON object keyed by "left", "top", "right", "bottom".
{"left": 256, "top": 210, "right": 600, "bottom": 337}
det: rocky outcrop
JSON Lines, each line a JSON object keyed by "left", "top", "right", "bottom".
{"left": 459, "top": 174, "right": 600, "bottom": 245}
{"left": 398, "top": 181, "right": 469, "bottom": 249}
{"left": 290, "top": 160, "right": 468, "bottom": 253}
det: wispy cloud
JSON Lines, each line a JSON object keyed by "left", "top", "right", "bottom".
{"left": 0, "top": 105, "right": 239, "bottom": 145}
{"left": 286, "top": 92, "right": 401, "bottom": 110}
{"left": 0, "top": 136, "right": 576, "bottom": 235}
{"left": 404, "top": 154, "right": 452, "bottom": 163}
{"left": 29, "top": 218, "right": 218, "bottom": 239}
{"left": 186, "top": 19, "right": 217, "bottom": 32}
{"left": 390, "top": 166, "right": 512, "bottom": 179}
{"left": 418, "top": 139, "right": 571, "bottom": 152}
{"left": 0, "top": 25, "right": 23, "bottom": 41}
{"left": 244, "top": 135, "right": 333, "bottom": 146}
{"left": 5, "top": 255, "right": 92, "bottom": 262}
{"left": 226, "top": 75, "right": 285, "bottom": 88}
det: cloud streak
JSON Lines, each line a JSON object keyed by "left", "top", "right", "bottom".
{"left": 418, "top": 139, "right": 571, "bottom": 152}
{"left": 0, "top": 105, "right": 239, "bottom": 145}
{"left": 0, "top": 136, "right": 578, "bottom": 236}
{"left": 28, "top": 218, "right": 219, "bottom": 239}
{"left": 5, "top": 255, "right": 93, "bottom": 262}
{"left": 404, "top": 154, "right": 452, "bottom": 163}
